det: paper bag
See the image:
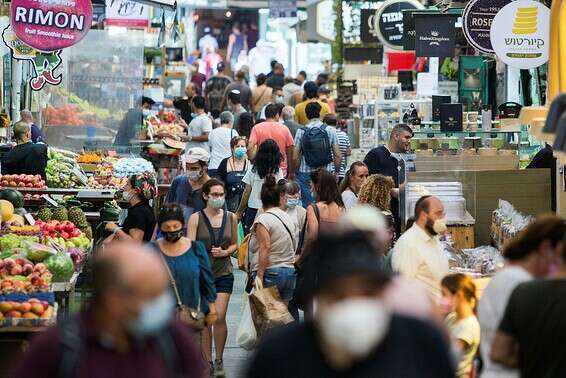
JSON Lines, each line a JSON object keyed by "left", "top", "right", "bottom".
{"left": 249, "top": 277, "right": 294, "bottom": 337}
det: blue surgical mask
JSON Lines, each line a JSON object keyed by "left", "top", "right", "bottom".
{"left": 142, "top": 109, "right": 150, "bottom": 116}
{"left": 287, "top": 198, "right": 301, "bottom": 209}
{"left": 208, "top": 196, "right": 225, "bottom": 209}
{"left": 234, "top": 147, "right": 247, "bottom": 160}
{"left": 127, "top": 291, "right": 175, "bottom": 337}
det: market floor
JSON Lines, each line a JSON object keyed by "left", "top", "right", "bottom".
{"left": 222, "top": 268, "right": 253, "bottom": 378}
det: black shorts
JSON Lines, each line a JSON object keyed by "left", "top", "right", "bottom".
{"left": 214, "top": 273, "right": 234, "bottom": 294}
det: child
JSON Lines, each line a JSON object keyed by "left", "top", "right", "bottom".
{"left": 441, "top": 273, "right": 481, "bottom": 378}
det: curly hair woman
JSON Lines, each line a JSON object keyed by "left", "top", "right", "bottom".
{"left": 358, "top": 174, "right": 395, "bottom": 212}
{"left": 236, "top": 139, "right": 283, "bottom": 233}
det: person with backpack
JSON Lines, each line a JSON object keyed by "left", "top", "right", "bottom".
{"left": 188, "top": 179, "right": 237, "bottom": 378}
{"left": 11, "top": 241, "right": 207, "bottom": 378}
{"left": 292, "top": 102, "right": 341, "bottom": 207}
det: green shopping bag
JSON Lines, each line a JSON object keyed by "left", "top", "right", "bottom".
{"left": 234, "top": 222, "right": 245, "bottom": 258}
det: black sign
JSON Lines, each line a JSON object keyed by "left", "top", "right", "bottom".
{"left": 414, "top": 13, "right": 457, "bottom": 57}
{"left": 440, "top": 103, "right": 463, "bottom": 132}
{"left": 361, "top": 9, "right": 379, "bottom": 43}
{"left": 344, "top": 46, "right": 384, "bottom": 63}
{"left": 375, "top": 0, "right": 423, "bottom": 50}
{"left": 402, "top": 9, "right": 435, "bottom": 50}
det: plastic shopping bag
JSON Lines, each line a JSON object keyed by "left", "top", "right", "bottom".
{"left": 249, "top": 277, "right": 294, "bottom": 338}
{"left": 236, "top": 293, "right": 257, "bottom": 350}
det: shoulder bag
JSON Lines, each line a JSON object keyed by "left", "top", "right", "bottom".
{"left": 158, "top": 249, "right": 206, "bottom": 332}
{"left": 264, "top": 211, "right": 296, "bottom": 250}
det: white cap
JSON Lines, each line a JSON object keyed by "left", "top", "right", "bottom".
{"left": 183, "top": 147, "right": 210, "bottom": 164}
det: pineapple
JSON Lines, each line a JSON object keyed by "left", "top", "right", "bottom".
{"left": 80, "top": 226, "right": 93, "bottom": 240}
{"left": 36, "top": 207, "right": 52, "bottom": 222}
{"left": 51, "top": 207, "right": 68, "bottom": 222}
{"left": 68, "top": 206, "right": 87, "bottom": 227}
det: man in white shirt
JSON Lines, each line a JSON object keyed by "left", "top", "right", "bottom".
{"left": 182, "top": 96, "right": 212, "bottom": 152}
{"left": 208, "top": 111, "right": 238, "bottom": 177}
{"left": 391, "top": 195, "right": 449, "bottom": 301}
{"left": 198, "top": 27, "right": 218, "bottom": 60}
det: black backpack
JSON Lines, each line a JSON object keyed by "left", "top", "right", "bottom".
{"left": 301, "top": 124, "right": 332, "bottom": 168}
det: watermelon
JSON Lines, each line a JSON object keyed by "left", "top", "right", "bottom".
{"left": 0, "top": 189, "right": 24, "bottom": 209}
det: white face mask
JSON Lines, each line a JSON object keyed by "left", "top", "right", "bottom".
{"left": 433, "top": 218, "right": 447, "bottom": 234}
{"left": 317, "top": 298, "right": 390, "bottom": 360}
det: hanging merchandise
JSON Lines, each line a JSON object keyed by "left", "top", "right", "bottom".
{"left": 458, "top": 55, "right": 497, "bottom": 112}
{"left": 414, "top": 13, "right": 457, "bottom": 58}
{"left": 490, "top": 0, "right": 550, "bottom": 69}
{"left": 462, "top": 0, "right": 511, "bottom": 54}
{"left": 373, "top": 0, "right": 424, "bottom": 50}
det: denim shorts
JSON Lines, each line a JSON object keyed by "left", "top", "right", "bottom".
{"left": 214, "top": 273, "right": 234, "bottom": 294}
{"left": 256, "top": 267, "right": 297, "bottom": 302}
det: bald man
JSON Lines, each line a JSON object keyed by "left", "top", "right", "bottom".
{"left": 12, "top": 242, "right": 206, "bottom": 378}
{"left": 1, "top": 121, "right": 48, "bottom": 179}
{"left": 391, "top": 195, "right": 449, "bottom": 301}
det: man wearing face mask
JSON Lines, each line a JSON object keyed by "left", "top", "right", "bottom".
{"left": 12, "top": 242, "right": 206, "bottom": 378}
{"left": 246, "top": 231, "right": 455, "bottom": 377}
{"left": 114, "top": 96, "right": 155, "bottom": 147}
{"left": 391, "top": 195, "right": 449, "bottom": 302}
{"left": 258, "top": 87, "right": 285, "bottom": 121}
{"left": 248, "top": 104, "right": 295, "bottom": 177}
{"left": 165, "top": 147, "right": 211, "bottom": 215}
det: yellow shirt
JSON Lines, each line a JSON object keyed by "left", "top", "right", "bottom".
{"left": 294, "top": 99, "right": 331, "bottom": 125}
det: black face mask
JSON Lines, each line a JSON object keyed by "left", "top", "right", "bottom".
{"left": 162, "top": 230, "right": 184, "bottom": 243}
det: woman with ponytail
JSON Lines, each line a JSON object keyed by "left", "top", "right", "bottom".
{"left": 248, "top": 174, "right": 297, "bottom": 304}
{"left": 441, "top": 273, "right": 480, "bottom": 378}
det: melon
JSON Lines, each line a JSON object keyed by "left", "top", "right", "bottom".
{"left": 0, "top": 189, "right": 24, "bottom": 209}
{"left": 0, "top": 199, "right": 14, "bottom": 221}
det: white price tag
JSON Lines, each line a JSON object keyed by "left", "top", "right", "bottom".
{"left": 72, "top": 167, "right": 88, "bottom": 186}
{"left": 24, "top": 213, "right": 35, "bottom": 226}
{"left": 42, "top": 194, "right": 58, "bottom": 207}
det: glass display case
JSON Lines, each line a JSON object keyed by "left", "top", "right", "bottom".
{"left": 38, "top": 29, "right": 145, "bottom": 153}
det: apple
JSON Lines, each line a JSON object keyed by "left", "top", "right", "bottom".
{"left": 22, "top": 264, "right": 33, "bottom": 275}
{"left": 6, "top": 310, "right": 21, "bottom": 318}
{"left": 0, "top": 302, "right": 12, "bottom": 313}
{"left": 10, "top": 265, "right": 22, "bottom": 276}
{"left": 30, "top": 303, "right": 44, "bottom": 316}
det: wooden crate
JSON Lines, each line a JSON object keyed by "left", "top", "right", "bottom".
{"left": 447, "top": 225, "right": 475, "bottom": 249}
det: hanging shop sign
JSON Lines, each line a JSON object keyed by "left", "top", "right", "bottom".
{"left": 402, "top": 9, "right": 435, "bottom": 50}
{"left": 463, "top": 0, "right": 511, "bottom": 53}
{"left": 105, "top": 0, "right": 149, "bottom": 28}
{"left": 10, "top": 0, "right": 93, "bottom": 52}
{"left": 373, "top": 0, "right": 424, "bottom": 50}
{"left": 414, "top": 13, "right": 457, "bottom": 57}
{"left": 490, "top": 0, "right": 550, "bottom": 69}
{"left": 2, "top": 26, "right": 63, "bottom": 91}
{"left": 269, "top": 0, "right": 297, "bottom": 18}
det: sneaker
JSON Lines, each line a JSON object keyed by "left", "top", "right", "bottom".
{"left": 213, "top": 359, "right": 226, "bottom": 377}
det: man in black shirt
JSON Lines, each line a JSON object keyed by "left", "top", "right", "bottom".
{"left": 363, "top": 123, "right": 413, "bottom": 234}
{"left": 266, "top": 63, "right": 285, "bottom": 89}
{"left": 1, "top": 121, "right": 48, "bottom": 179}
{"left": 491, "top": 239, "right": 566, "bottom": 378}
{"left": 164, "top": 83, "right": 197, "bottom": 125}
{"left": 246, "top": 232, "right": 455, "bottom": 378}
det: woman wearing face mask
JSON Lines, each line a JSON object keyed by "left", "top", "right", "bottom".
{"left": 187, "top": 179, "right": 237, "bottom": 377}
{"left": 236, "top": 139, "right": 283, "bottom": 234}
{"left": 478, "top": 215, "right": 566, "bottom": 378}
{"left": 153, "top": 204, "right": 218, "bottom": 332}
{"left": 165, "top": 147, "right": 211, "bottom": 214}
{"left": 278, "top": 178, "right": 306, "bottom": 252}
{"left": 339, "top": 161, "right": 369, "bottom": 210}
{"left": 105, "top": 173, "right": 157, "bottom": 242}
{"left": 217, "top": 136, "right": 249, "bottom": 212}
{"left": 249, "top": 175, "right": 297, "bottom": 305}
{"left": 440, "top": 273, "right": 480, "bottom": 378}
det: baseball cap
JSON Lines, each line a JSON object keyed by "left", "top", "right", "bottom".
{"left": 183, "top": 147, "right": 210, "bottom": 164}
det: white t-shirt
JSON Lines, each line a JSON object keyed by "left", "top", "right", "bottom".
{"left": 187, "top": 114, "right": 213, "bottom": 151}
{"left": 208, "top": 127, "right": 238, "bottom": 170}
{"left": 445, "top": 313, "right": 481, "bottom": 378}
{"left": 341, "top": 190, "right": 357, "bottom": 210}
{"left": 242, "top": 166, "right": 284, "bottom": 209}
{"left": 391, "top": 225, "right": 449, "bottom": 302}
{"left": 477, "top": 266, "right": 531, "bottom": 378}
